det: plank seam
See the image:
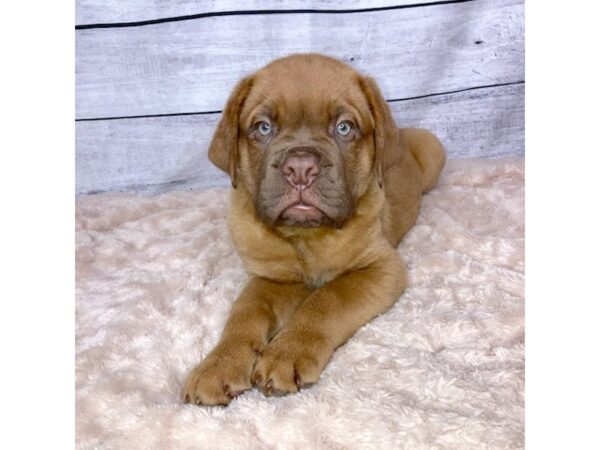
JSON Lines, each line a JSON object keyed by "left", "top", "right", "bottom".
{"left": 75, "top": 0, "right": 475, "bottom": 30}
{"left": 76, "top": 110, "right": 223, "bottom": 122}
{"left": 76, "top": 80, "right": 524, "bottom": 122}
{"left": 387, "top": 80, "right": 524, "bottom": 102}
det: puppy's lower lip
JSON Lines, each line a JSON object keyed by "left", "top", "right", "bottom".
{"left": 290, "top": 204, "right": 314, "bottom": 211}
{"left": 279, "top": 202, "right": 325, "bottom": 225}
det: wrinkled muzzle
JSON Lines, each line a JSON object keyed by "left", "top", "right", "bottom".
{"left": 256, "top": 146, "right": 354, "bottom": 228}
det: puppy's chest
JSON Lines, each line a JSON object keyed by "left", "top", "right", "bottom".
{"left": 299, "top": 241, "right": 371, "bottom": 288}
{"left": 237, "top": 231, "right": 360, "bottom": 288}
{"left": 230, "top": 198, "right": 381, "bottom": 287}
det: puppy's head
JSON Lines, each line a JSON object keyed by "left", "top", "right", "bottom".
{"left": 209, "top": 54, "right": 398, "bottom": 228}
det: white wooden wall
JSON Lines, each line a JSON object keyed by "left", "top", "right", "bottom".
{"left": 75, "top": 0, "right": 524, "bottom": 194}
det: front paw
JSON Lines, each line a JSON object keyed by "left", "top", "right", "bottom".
{"left": 251, "top": 330, "right": 330, "bottom": 397}
{"left": 183, "top": 342, "right": 259, "bottom": 406}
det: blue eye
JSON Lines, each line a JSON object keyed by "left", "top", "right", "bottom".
{"left": 257, "top": 121, "right": 272, "bottom": 135}
{"left": 336, "top": 121, "right": 352, "bottom": 136}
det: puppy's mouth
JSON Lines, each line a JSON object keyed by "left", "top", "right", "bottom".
{"left": 279, "top": 201, "right": 325, "bottom": 227}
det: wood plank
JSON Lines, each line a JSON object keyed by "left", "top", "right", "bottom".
{"left": 76, "top": 114, "right": 221, "bottom": 194}
{"left": 76, "top": 83, "right": 524, "bottom": 195}
{"left": 395, "top": 83, "right": 524, "bottom": 159}
{"left": 76, "top": 0, "right": 524, "bottom": 119}
{"left": 75, "top": 1, "right": 455, "bottom": 26}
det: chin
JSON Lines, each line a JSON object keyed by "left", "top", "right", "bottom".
{"left": 275, "top": 205, "right": 350, "bottom": 229}
{"left": 257, "top": 195, "right": 351, "bottom": 229}
{"left": 278, "top": 204, "right": 326, "bottom": 227}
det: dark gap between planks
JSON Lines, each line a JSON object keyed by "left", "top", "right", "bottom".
{"left": 75, "top": 0, "right": 475, "bottom": 29}
{"left": 75, "top": 80, "right": 525, "bottom": 123}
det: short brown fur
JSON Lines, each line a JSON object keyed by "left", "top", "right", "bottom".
{"left": 183, "top": 54, "right": 446, "bottom": 405}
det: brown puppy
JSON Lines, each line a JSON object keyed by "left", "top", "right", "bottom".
{"left": 183, "top": 54, "right": 446, "bottom": 405}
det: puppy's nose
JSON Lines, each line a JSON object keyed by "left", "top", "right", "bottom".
{"left": 281, "top": 151, "right": 320, "bottom": 189}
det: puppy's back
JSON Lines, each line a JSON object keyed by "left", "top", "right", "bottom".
{"left": 399, "top": 128, "right": 446, "bottom": 193}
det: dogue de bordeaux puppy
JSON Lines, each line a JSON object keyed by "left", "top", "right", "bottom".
{"left": 183, "top": 53, "right": 446, "bottom": 405}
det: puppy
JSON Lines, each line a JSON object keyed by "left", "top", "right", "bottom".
{"left": 183, "top": 53, "right": 446, "bottom": 405}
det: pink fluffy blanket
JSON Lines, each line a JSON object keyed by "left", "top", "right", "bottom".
{"left": 76, "top": 157, "right": 524, "bottom": 449}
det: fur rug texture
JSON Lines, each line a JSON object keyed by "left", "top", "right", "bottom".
{"left": 76, "top": 157, "right": 524, "bottom": 449}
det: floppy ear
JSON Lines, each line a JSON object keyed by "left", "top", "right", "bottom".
{"left": 208, "top": 76, "right": 254, "bottom": 188}
{"left": 358, "top": 76, "right": 399, "bottom": 188}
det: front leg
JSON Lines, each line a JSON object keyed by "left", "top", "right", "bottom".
{"left": 183, "top": 277, "right": 311, "bottom": 405}
{"left": 252, "top": 252, "right": 407, "bottom": 396}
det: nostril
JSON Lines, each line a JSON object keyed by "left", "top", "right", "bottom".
{"left": 306, "top": 166, "right": 319, "bottom": 177}
{"left": 303, "top": 168, "right": 318, "bottom": 184}
{"left": 282, "top": 164, "right": 295, "bottom": 177}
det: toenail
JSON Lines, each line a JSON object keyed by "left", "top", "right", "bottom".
{"left": 294, "top": 371, "right": 302, "bottom": 387}
{"left": 227, "top": 389, "right": 243, "bottom": 399}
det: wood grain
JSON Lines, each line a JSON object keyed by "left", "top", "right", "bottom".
{"left": 76, "top": 0, "right": 458, "bottom": 25}
{"left": 76, "top": 0, "right": 524, "bottom": 119}
{"left": 76, "top": 83, "right": 524, "bottom": 195}
{"left": 396, "top": 83, "right": 524, "bottom": 159}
